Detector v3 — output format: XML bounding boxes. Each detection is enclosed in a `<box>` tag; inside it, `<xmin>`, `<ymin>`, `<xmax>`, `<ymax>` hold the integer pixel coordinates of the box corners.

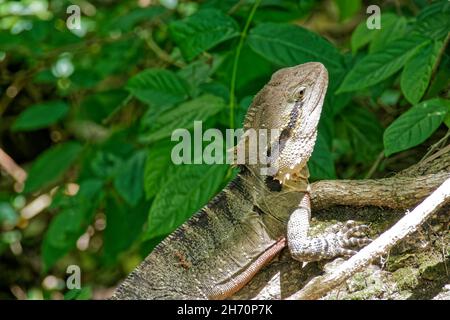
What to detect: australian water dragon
<box><xmin>112</xmin><ymin>62</ymin><xmax>371</xmax><ymax>299</ymax></box>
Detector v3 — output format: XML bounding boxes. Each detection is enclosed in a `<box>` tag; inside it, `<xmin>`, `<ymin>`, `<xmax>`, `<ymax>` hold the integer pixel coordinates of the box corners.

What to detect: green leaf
<box><xmin>24</xmin><ymin>142</ymin><xmax>83</xmax><ymax>193</ymax></box>
<box><xmin>338</xmin><ymin>36</ymin><xmax>429</xmax><ymax>93</ymax></box>
<box><xmin>414</xmin><ymin>3</ymin><xmax>450</xmax><ymax>41</ymax></box>
<box><xmin>145</xmin><ymin>164</ymin><xmax>227</xmax><ymax>239</ymax></box>
<box><xmin>64</xmin><ymin>287</ymin><xmax>92</xmax><ymax>300</ymax></box>
<box><xmin>384</xmin><ymin>99</ymin><xmax>449</xmax><ymax>156</ymax></box>
<box><xmin>144</xmin><ymin>144</ymin><xmax>174</xmax><ymax>199</ymax></box>
<box><xmin>309</xmin><ymin>132</ymin><xmax>336</xmax><ymax>179</ymax></box>
<box><xmin>140</xmin><ymin>94</ymin><xmax>226</xmax><ymax>143</ymax></box>
<box><xmin>369</xmin><ymin>16</ymin><xmax>407</xmax><ymax>53</ymax></box>
<box><xmin>126</xmin><ymin>69</ymin><xmax>190</xmax><ymax>107</ymax></box>
<box><xmin>401</xmin><ymin>40</ymin><xmax>444</xmax><ymax>105</ymax></box>
<box><xmin>42</xmin><ymin>180</ymin><xmax>103</xmax><ymax>270</ymax></box>
<box><xmin>169</xmin><ymin>9</ymin><xmax>239</xmax><ymax>61</ymax></box>
<box><xmin>337</xmin><ymin>106</ymin><xmax>384</xmax><ymax>162</ymax></box>
<box><xmin>417</xmin><ymin>0</ymin><xmax>450</xmax><ymax>20</ymax></box>
<box><xmin>103</xmin><ymin>195</ymin><xmax>148</xmax><ymax>263</ymax></box>
<box><xmin>12</xmin><ymin>101</ymin><xmax>69</xmax><ymax>131</ymax></box>
<box><xmin>350</xmin><ymin>13</ymin><xmax>398</xmax><ymax>53</ymax></box>
<box><xmin>113</xmin><ymin>151</ymin><xmax>147</xmax><ymax>206</ymax></box>
<box><xmin>247</xmin><ymin>23</ymin><xmax>344</xmax><ymax>73</ymax></box>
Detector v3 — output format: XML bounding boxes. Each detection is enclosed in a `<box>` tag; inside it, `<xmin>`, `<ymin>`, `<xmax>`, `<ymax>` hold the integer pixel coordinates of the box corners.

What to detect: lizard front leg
<box><xmin>287</xmin><ymin>193</ymin><xmax>371</xmax><ymax>262</ymax></box>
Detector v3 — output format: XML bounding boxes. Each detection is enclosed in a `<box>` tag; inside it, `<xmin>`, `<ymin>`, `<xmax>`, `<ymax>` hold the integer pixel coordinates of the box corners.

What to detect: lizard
<box><xmin>112</xmin><ymin>62</ymin><xmax>371</xmax><ymax>300</ymax></box>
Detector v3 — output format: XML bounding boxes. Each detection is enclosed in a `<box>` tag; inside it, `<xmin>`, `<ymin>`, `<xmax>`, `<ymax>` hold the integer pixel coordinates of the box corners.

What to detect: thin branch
<box><xmin>364</xmin><ymin>151</ymin><xmax>384</xmax><ymax>179</ymax></box>
<box><xmin>229</xmin><ymin>0</ymin><xmax>261</xmax><ymax>129</ymax></box>
<box><xmin>140</xmin><ymin>30</ymin><xmax>186</xmax><ymax>68</ymax></box>
<box><xmin>0</xmin><ymin>148</ymin><xmax>27</xmax><ymax>184</ymax></box>
<box><xmin>420</xmin><ymin>130</ymin><xmax>450</xmax><ymax>163</ymax></box>
<box><xmin>287</xmin><ymin>177</ymin><xmax>450</xmax><ymax>300</ymax></box>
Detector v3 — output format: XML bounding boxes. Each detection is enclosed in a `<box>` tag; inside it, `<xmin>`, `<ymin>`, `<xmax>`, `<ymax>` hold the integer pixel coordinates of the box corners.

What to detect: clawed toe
<box><xmin>342</xmin><ymin>236</ymin><xmax>372</xmax><ymax>247</ymax></box>
<box><xmin>334</xmin><ymin>221</ymin><xmax>372</xmax><ymax>252</ymax></box>
<box><xmin>336</xmin><ymin>247</ymin><xmax>357</xmax><ymax>257</ymax></box>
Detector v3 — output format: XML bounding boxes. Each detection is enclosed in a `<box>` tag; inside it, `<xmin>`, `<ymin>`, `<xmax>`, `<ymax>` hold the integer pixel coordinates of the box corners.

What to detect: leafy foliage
<box><xmin>0</xmin><ymin>0</ymin><xmax>448</xmax><ymax>299</ymax></box>
<box><xmin>383</xmin><ymin>99</ymin><xmax>449</xmax><ymax>156</ymax></box>
<box><xmin>12</xmin><ymin>101</ymin><xmax>69</xmax><ymax>132</ymax></box>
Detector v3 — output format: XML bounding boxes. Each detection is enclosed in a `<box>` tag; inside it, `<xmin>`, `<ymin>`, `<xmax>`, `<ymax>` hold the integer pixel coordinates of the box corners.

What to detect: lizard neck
<box><xmin>236</xmin><ymin>165</ymin><xmax>309</xmax><ymax>236</ymax></box>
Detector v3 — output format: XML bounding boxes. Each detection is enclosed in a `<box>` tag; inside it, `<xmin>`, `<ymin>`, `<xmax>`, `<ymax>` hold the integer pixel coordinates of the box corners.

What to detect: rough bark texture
<box><xmin>230</xmin><ymin>151</ymin><xmax>450</xmax><ymax>300</ymax></box>
<box><xmin>288</xmin><ymin>177</ymin><xmax>450</xmax><ymax>299</ymax></box>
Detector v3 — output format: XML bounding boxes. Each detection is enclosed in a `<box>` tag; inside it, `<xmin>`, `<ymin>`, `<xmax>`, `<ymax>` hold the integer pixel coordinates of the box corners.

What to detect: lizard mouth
<box><xmin>274</xmin><ymin>162</ymin><xmax>307</xmax><ymax>184</ymax></box>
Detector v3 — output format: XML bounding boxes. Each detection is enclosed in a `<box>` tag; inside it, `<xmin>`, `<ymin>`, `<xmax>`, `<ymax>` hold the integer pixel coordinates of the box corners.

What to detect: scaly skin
<box><xmin>112</xmin><ymin>62</ymin><xmax>370</xmax><ymax>300</ymax></box>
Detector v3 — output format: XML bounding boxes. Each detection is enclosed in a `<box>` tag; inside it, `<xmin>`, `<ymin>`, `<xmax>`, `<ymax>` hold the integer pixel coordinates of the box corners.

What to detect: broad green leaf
<box><xmin>247</xmin><ymin>23</ymin><xmax>344</xmax><ymax>73</ymax></box>
<box><xmin>169</xmin><ymin>9</ymin><xmax>239</xmax><ymax>61</ymax></box>
<box><xmin>140</xmin><ymin>94</ymin><xmax>226</xmax><ymax>143</ymax></box>
<box><xmin>309</xmin><ymin>132</ymin><xmax>336</xmax><ymax>180</ymax></box>
<box><xmin>384</xmin><ymin>99</ymin><xmax>449</xmax><ymax>156</ymax></box>
<box><xmin>417</xmin><ymin>0</ymin><xmax>450</xmax><ymax>20</ymax></box>
<box><xmin>103</xmin><ymin>195</ymin><xmax>148</xmax><ymax>263</ymax></box>
<box><xmin>336</xmin><ymin>106</ymin><xmax>384</xmax><ymax>162</ymax></box>
<box><xmin>127</xmin><ymin>69</ymin><xmax>190</xmax><ymax>107</ymax></box>
<box><xmin>144</xmin><ymin>144</ymin><xmax>174</xmax><ymax>199</ymax></box>
<box><xmin>350</xmin><ymin>22</ymin><xmax>376</xmax><ymax>54</ymax></box>
<box><xmin>145</xmin><ymin>164</ymin><xmax>227</xmax><ymax>238</ymax></box>
<box><xmin>113</xmin><ymin>151</ymin><xmax>147</xmax><ymax>206</ymax></box>
<box><xmin>415</xmin><ymin>2</ymin><xmax>450</xmax><ymax>41</ymax></box>
<box><xmin>42</xmin><ymin>179</ymin><xmax>103</xmax><ymax>270</ymax></box>
<box><xmin>12</xmin><ymin>101</ymin><xmax>69</xmax><ymax>131</ymax></box>
<box><xmin>401</xmin><ymin>40</ymin><xmax>444</xmax><ymax>105</ymax></box>
<box><xmin>338</xmin><ymin>36</ymin><xmax>429</xmax><ymax>93</ymax></box>
<box><xmin>369</xmin><ymin>16</ymin><xmax>407</xmax><ymax>53</ymax></box>
<box><xmin>24</xmin><ymin>142</ymin><xmax>83</xmax><ymax>193</ymax></box>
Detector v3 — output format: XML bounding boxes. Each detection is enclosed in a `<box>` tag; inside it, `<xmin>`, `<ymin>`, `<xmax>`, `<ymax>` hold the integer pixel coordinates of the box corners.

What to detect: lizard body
<box><xmin>112</xmin><ymin>62</ymin><xmax>370</xmax><ymax>300</ymax></box>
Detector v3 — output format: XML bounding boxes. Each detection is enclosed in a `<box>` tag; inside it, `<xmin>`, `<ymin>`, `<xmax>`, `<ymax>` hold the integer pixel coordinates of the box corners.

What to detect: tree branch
<box><xmin>287</xmin><ymin>177</ymin><xmax>450</xmax><ymax>300</ymax></box>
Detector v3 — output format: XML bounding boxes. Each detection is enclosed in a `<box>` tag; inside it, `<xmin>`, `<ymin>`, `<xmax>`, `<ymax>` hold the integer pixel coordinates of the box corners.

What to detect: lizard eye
<box><xmin>295</xmin><ymin>87</ymin><xmax>306</xmax><ymax>102</ymax></box>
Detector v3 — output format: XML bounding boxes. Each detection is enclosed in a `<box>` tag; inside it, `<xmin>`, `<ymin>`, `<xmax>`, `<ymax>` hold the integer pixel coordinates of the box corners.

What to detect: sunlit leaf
<box><xmin>401</xmin><ymin>40</ymin><xmax>444</xmax><ymax>104</ymax></box>
<box><xmin>140</xmin><ymin>94</ymin><xmax>226</xmax><ymax>143</ymax></box>
<box><xmin>169</xmin><ymin>9</ymin><xmax>239</xmax><ymax>61</ymax></box>
<box><xmin>384</xmin><ymin>99</ymin><xmax>449</xmax><ymax>156</ymax></box>
<box><xmin>338</xmin><ymin>36</ymin><xmax>429</xmax><ymax>93</ymax></box>
<box><xmin>247</xmin><ymin>23</ymin><xmax>344</xmax><ymax>73</ymax></box>
<box><xmin>127</xmin><ymin>69</ymin><xmax>191</xmax><ymax>107</ymax></box>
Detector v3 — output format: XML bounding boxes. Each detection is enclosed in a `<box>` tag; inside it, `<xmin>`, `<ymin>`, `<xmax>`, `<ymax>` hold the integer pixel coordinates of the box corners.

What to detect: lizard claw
<box><xmin>333</xmin><ymin>220</ymin><xmax>372</xmax><ymax>252</ymax></box>
<box><xmin>289</xmin><ymin>220</ymin><xmax>372</xmax><ymax>262</ymax></box>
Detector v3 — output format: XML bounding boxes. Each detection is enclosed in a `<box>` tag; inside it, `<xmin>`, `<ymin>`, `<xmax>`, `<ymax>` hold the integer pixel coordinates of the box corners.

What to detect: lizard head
<box><xmin>243</xmin><ymin>62</ymin><xmax>328</xmax><ymax>184</ymax></box>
